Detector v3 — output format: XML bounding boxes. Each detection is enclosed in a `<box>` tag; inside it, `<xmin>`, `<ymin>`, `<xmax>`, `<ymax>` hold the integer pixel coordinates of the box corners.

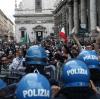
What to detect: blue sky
<box><xmin>0</xmin><ymin>0</ymin><xmax>22</xmax><ymax>22</ymax></box>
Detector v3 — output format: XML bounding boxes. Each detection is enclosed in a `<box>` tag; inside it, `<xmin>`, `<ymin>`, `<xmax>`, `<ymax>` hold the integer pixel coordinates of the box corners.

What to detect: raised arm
<box><xmin>71</xmin><ymin>28</ymin><xmax>82</xmax><ymax>51</ymax></box>
<box><xmin>94</xmin><ymin>26</ymin><xmax>100</xmax><ymax>53</ymax></box>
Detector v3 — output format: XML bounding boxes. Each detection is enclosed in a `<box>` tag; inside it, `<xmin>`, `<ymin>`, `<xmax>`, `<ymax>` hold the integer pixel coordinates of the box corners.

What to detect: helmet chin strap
<box><xmin>33</xmin><ymin>68</ymin><xmax>40</xmax><ymax>74</ymax></box>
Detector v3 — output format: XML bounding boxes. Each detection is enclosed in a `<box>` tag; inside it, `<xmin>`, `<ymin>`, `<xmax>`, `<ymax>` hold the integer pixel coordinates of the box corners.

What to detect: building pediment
<box><xmin>33</xmin><ymin>25</ymin><xmax>46</xmax><ymax>31</ymax></box>
<box><xmin>19</xmin><ymin>27</ymin><xmax>26</xmax><ymax>30</ymax></box>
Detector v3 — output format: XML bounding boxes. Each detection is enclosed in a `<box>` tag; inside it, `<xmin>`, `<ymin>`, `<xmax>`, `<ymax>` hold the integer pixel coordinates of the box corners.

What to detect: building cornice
<box><xmin>15</xmin><ymin>9</ymin><xmax>54</xmax><ymax>11</ymax></box>
<box><xmin>14</xmin><ymin>14</ymin><xmax>53</xmax><ymax>17</ymax></box>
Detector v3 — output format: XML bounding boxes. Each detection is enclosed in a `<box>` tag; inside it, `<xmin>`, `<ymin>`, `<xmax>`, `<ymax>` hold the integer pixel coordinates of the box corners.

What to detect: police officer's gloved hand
<box><xmin>51</xmin><ymin>85</ymin><xmax>61</xmax><ymax>98</ymax></box>
<box><xmin>50</xmin><ymin>79</ymin><xmax>60</xmax><ymax>98</ymax></box>
<box><xmin>90</xmin><ymin>80</ymin><xmax>100</xmax><ymax>95</ymax></box>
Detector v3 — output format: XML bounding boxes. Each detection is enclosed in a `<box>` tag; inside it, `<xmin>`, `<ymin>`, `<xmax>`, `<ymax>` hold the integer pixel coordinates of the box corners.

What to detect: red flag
<box><xmin>59</xmin><ymin>27</ymin><xmax>67</xmax><ymax>43</ymax></box>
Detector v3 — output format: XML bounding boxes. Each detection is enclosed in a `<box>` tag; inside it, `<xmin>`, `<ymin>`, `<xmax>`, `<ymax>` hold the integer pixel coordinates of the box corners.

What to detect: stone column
<box><xmin>62</xmin><ymin>6</ymin><xmax>66</xmax><ymax>27</ymax></box>
<box><xmin>81</xmin><ymin>0</ymin><xmax>87</xmax><ymax>26</ymax></box>
<box><xmin>66</xmin><ymin>8</ymin><xmax>69</xmax><ymax>34</ymax></box>
<box><xmin>63</xmin><ymin>6</ymin><xmax>68</xmax><ymax>34</ymax></box>
<box><xmin>54</xmin><ymin>15</ymin><xmax>58</xmax><ymax>35</ymax></box>
<box><xmin>68</xmin><ymin>4</ymin><xmax>73</xmax><ymax>32</ymax></box>
<box><xmin>96</xmin><ymin>0</ymin><xmax>100</xmax><ymax>26</ymax></box>
<box><xmin>74</xmin><ymin>0</ymin><xmax>79</xmax><ymax>33</ymax></box>
<box><xmin>90</xmin><ymin>0</ymin><xmax>97</xmax><ymax>31</ymax></box>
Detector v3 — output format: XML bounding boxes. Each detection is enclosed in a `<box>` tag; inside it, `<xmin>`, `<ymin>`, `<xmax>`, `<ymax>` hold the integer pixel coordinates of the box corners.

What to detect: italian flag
<box><xmin>59</xmin><ymin>27</ymin><xmax>67</xmax><ymax>43</ymax></box>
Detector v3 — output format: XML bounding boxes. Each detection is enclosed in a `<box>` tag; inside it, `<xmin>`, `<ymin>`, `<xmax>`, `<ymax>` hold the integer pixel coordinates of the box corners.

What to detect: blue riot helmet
<box><xmin>77</xmin><ymin>50</ymin><xmax>100</xmax><ymax>84</ymax></box>
<box><xmin>16</xmin><ymin>73</ymin><xmax>51</xmax><ymax>99</ymax></box>
<box><xmin>0</xmin><ymin>79</ymin><xmax>7</xmax><ymax>90</ymax></box>
<box><xmin>61</xmin><ymin>59</ymin><xmax>90</xmax><ymax>87</ymax></box>
<box><xmin>25</xmin><ymin>45</ymin><xmax>48</xmax><ymax>66</ymax></box>
<box><xmin>77</xmin><ymin>50</ymin><xmax>100</xmax><ymax>70</ymax></box>
<box><xmin>25</xmin><ymin>45</ymin><xmax>48</xmax><ymax>74</ymax></box>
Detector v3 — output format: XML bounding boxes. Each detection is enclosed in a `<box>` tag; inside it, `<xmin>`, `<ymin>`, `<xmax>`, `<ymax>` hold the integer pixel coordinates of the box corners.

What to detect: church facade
<box><xmin>14</xmin><ymin>0</ymin><xmax>56</xmax><ymax>43</ymax></box>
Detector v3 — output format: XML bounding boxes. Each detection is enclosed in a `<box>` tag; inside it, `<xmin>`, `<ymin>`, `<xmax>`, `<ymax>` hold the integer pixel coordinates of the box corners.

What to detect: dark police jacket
<box><xmin>53</xmin><ymin>87</ymin><xmax>100</xmax><ymax>99</ymax></box>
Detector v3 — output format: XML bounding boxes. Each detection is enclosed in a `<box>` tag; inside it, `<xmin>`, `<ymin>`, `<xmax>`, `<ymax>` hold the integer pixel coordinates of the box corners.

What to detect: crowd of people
<box><xmin>0</xmin><ymin>27</ymin><xmax>100</xmax><ymax>99</ymax></box>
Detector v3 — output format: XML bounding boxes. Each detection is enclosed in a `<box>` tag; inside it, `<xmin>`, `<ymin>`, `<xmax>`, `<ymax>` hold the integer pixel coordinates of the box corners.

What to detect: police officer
<box><xmin>77</xmin><ymin>50</ymin><xmax>100</xmax><ymax>95</ymax></box>
<box><xmin>52</xmin><ymin>59</ymin><xmax>100</xmax><ymax>99</ymax></box>
<box><xmin>25</xmin><ymin>45</ymin><xmax>48</xmax><ymax>76</ymax></box>
<box><xmin>0</xmin><ymin>79</ymin><xmax>7</xmax><ymax>98</ymax></box>
<box><xmin>16</xmin><ymin>73</ymin><xmax>51</xmax><ymax>99</ymax></box>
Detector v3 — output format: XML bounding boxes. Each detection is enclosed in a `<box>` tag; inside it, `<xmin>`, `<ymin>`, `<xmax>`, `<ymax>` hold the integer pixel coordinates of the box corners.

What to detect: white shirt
<box><xmin>9</xmin><ymin>56</ymin><xmax>25</xmax><ymax>70</ymax></box>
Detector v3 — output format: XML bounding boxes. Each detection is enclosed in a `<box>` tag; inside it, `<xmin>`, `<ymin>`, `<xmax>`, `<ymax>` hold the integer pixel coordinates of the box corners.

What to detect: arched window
<box><xmin>35</xmin><ymin>0</ymin><xmax>42</xmax><ymax>12</ymax></box>
<box><xmin>19</xmin><ymin>27</ymin><xmax>26</xmax><ymax>38</ymax></box>
<box><xmin>21</xmin><ymin>31</ymin><xmax>25</xmax><ymax>38</ymax></box>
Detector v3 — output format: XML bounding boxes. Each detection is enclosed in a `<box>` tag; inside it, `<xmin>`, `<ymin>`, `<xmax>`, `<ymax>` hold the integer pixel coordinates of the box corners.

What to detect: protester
<box><xmin>0</xmin><ymin>26</ymin><xmax>100</xmax><ymax>99</ymax></box>
<box><xmin>9</xmin><ymin>49</ymin><xmax>25</xmax><ymax>72</ymax></box>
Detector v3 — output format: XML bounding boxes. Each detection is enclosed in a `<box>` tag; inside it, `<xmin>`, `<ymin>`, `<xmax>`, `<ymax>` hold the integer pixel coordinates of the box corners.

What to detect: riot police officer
<box><xmin>16</xmin><ymin>73</ymin><xmax>51</xmax><ymax>99</ymax></box>
<box><xmin>0</xmin><ymin>79</ymin><xmax>7</xmax><ymax>98</ymax></box>
<box><xmin>52</xmin><ymin>59</ymin><xmax>100</xmax><ymax>99</ymax></box>
<box><xmin>77</xmin><ymin>50</ymin><xmax>100</xmax><ymax>95</ymax></box>
<box><xmin>25</xmin><ymin>45</ymin><xmax>48</xmax><ymax>75</ymax></box>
